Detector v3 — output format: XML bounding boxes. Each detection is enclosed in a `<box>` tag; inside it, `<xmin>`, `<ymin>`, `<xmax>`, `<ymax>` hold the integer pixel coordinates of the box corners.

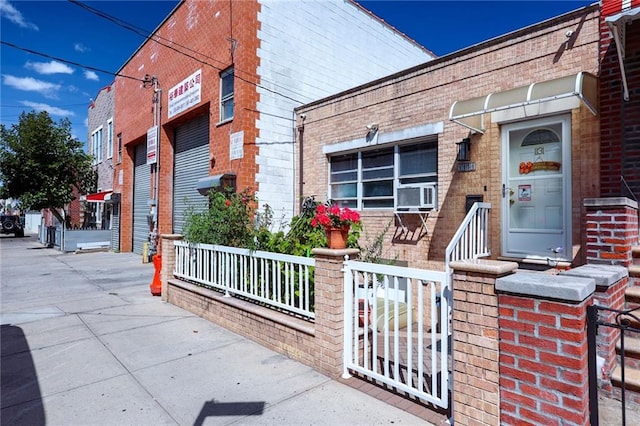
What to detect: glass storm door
<box><xmin>502</xmin><ymin>115</ymin><xmax>571</xmax><ymax>260</ymax></box>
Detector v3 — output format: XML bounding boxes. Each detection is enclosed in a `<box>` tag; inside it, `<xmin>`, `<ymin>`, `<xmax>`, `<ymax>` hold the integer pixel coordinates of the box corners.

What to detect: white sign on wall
<box><xmin>230</xmin><ymin>131</ymin><xmax>244</xmax><ymax>160</ymax></box>
<box><xmin>146</xmin><ymin>126</ymin><xmax>158</xmax><ymax>165</ymax></box>
<box><xmin>168</xmin><ymin>69</ymin><xmax>202</xmax><ymax>119</ymax></box>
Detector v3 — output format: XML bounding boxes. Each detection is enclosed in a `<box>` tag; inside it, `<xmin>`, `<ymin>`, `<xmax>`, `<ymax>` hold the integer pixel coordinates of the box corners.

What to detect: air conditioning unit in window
<box><xmin>396</xmin><ymin>183</ymin><xmax>437</xmax><ymax>210</ymax></box>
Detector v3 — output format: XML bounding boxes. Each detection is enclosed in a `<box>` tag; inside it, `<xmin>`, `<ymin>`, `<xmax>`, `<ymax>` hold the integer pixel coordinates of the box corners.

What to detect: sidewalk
<box><xmin>1</xmin><ymin>235</ymin><xmax>432</xmax><ymax>425</ymax></box>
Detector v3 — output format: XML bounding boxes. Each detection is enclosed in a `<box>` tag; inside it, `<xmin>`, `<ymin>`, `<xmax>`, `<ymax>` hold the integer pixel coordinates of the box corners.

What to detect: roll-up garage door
<box><xmin>173</xmin><ymin>114</ymin><xmax>210</xmax><ymax>234</ymax></box>
<box><xmin>133</xmin><ymin>143</ymin><xmax>150</xmax><ymax>255</ymax></box>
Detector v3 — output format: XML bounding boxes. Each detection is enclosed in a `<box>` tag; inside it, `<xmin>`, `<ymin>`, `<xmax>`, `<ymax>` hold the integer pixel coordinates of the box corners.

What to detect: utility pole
<box><xmin>142</xmin><ymin>74</ymin><xmax>162</xmax><ymax>260</ymax></box>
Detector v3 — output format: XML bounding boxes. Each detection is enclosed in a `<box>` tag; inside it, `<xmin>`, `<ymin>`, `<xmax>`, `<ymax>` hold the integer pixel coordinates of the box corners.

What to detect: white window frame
<box><xmin>91</xmin><ymin>126</ymin><xmax>103</xmax><ymax>164</ymax></box>
<box><xmin>220</xmin><ymin>67</ymin><xmax>234</xmax><ymax>123</ymax></box>
<box><xmin>329</xmin><ymin>139</ymin><xmax>437</xmax><ymax>210</ymax></box>
<box><xmin>106</xmin><ymin>119</ymin><xmax>113</xmax><ymax>159</ymax></box>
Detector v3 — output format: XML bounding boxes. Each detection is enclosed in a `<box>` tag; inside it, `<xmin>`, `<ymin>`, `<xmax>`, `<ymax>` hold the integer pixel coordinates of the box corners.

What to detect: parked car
<box><xmin>1</xmin><ymin>215</ymin><xmax>24</xmax><ymax>237</ymax></box>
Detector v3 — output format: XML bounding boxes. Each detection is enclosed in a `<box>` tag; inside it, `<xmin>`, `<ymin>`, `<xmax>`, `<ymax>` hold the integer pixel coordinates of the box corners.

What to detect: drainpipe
<box><xmin>297</xmin><ymin>114</ymin><xmax>306</xmax><ymax>213</ymax></box>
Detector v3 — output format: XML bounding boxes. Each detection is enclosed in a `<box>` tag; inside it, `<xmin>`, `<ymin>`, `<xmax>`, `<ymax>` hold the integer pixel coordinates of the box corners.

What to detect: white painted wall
<box><xmin>256</xmin><ymin>0</ymin><xmax>434</xmax><ymax>227</ymax></box>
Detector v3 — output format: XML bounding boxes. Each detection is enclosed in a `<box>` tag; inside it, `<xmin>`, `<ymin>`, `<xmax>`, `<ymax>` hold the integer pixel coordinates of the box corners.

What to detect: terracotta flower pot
<box><xmin>326</xmin><ymin>225</ymin><xmax>349</xmax><ymax>249</ymax></box>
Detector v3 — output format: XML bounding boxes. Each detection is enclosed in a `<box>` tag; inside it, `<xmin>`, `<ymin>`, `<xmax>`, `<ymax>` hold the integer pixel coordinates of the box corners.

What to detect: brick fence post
<box><xmin>450</xmin><ymin>259</ymin><xmax>518</xmax><ymax>426</ymax></box>
<box><xmin>562</xmin><ymin>265</ymin><xmax>628</xmax><ymax>391</ymax></box>
<box><xmin>584</xmin><ymin>197</ymin><xmax>639</xmax><ymax>266</ymax></box>
<box><xmin>311</xmin><ymin>247</ymin><xmax>359</xmax><ymax>378</ymax></box>
<box><xmin>496</xmin><ymin>272</ymin><xmax>595</xmax><ymax>425</ymax></box>
<box><xmin>160</xmin><ymin>234</ymin><xmax>183</xmax><ymax>302</ymax></box>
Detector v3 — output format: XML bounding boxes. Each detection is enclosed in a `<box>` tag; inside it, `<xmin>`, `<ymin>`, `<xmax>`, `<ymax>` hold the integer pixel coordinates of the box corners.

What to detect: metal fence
<box><xmin>174</xmin><ymin>241</ymin><xmax>316</xmax><ymax>319</ymax></box>
<box><xmin>342</xmin><ymin>259</ymin><xmax>450</xmax><ymax>409</ymax></box>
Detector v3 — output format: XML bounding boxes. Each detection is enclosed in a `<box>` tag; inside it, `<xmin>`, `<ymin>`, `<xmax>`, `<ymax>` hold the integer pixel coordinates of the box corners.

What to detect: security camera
<box><xmin>300</xmin><ymin>114</ymin><xmax>307</xmax><ymax>120</ymax></box>
<box><xmin>366</xmin><ymin>123</ymin><xmax>378</xmax><ymax>131</ymax></box>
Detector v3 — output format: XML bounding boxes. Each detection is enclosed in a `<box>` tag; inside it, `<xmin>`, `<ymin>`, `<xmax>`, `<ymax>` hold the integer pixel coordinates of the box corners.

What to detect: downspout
<box><xmin>297</xmin><ymin>114</ymin><xmax>306</xmax><ymax>213</ymax></box>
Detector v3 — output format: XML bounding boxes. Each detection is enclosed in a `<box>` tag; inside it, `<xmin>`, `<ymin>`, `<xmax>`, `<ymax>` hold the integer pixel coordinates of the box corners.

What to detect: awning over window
<box><xmin>449</xmin><ymin>72</ymin><xmax>598</xmax><ymax>133</ymax></box>
<box><xmin>86</xmin><ymin>191</ymin><xmax>112</xmax><ymax>203</ymax></box>
<box><xmin>606</xmin><ymin>6</ymin><xmax>640</xmax><ymax>101</ymax></box>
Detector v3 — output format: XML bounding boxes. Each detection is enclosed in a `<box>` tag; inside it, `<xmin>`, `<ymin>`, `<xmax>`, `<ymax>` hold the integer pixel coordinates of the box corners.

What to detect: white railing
<box><xmin>445</xmin><ymin>202</ymin><xmax>491</xmax><ymax>274</ymax></box>
<box><xmin>174</xmin><ymin>241</ymin><xmax>316</xmax><ymax>319</ymax></box>
<box><xmin>343</xmin><ymin>259</ymin><xmax>449</xmax><ymax>409</ymax></box>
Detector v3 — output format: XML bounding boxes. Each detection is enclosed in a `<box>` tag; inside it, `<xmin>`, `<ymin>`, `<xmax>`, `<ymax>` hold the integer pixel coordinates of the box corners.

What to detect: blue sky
<box><xmin>1</xmin><ymin>0</ymin><xmax>594</xmax><ymax>145</ymax></box>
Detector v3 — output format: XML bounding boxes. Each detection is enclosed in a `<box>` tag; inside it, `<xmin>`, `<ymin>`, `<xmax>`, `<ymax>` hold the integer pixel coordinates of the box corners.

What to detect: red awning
<box><xmin>86</xmin><ymin>191</ymin><xmax>112</xmax><ymax>202</ymax></box>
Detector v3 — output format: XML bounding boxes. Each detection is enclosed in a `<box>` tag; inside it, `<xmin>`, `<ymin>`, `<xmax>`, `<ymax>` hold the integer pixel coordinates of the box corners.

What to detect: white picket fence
<box><xmin>173</xmin><ymin>241</ymin><xmax>316</xmax><ymax>319</ymax></box>
<box><xmin>342</xmin><ymin>259</ymin><xmax>449</xmax><ymax>409</ymax></box>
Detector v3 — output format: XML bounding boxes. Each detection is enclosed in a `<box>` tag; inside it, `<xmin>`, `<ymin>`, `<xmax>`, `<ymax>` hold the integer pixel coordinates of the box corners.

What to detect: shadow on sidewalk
<box><xmin>1</xmin><ymin>324</ymin><xmax>45</xmax><ymax>425</ymax></box>
<box><xmin>193</xmin><ymin>400</ymin><xmax>265</xmax><ymax>425</ymax></box>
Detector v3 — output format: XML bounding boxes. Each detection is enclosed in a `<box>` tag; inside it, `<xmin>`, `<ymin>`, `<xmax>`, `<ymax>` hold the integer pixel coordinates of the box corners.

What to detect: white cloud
<box><xmin>25</xmin><ymin>60</ymin><xmax>74</xmax><ymax>75</ymax></box>
<box><xmin>20</xmin><ymin>101</ymin><xmax>74</xmax><ymax>117</ymax></box>
<box><xmin>84</xmin><ymin>70</ymin><xmax>99</xmax><ymax>81</ymax></box>
<box><xmin>74</xmin><ymin>43</ymin><xmax>90</xmax><ymax>53</ymax></box>
<box><xmin>0</xmin><ymin>0</ymin><xmax>38</xmax><ymax>30</ymax></box>
<box><xmin>2</xmin><ymin>74</ymin><xmax>60</xmax><ymax>98</ymax></box>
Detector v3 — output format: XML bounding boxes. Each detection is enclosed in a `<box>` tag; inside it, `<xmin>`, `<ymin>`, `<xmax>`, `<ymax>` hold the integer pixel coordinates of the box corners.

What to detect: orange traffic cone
<box><xmin>150</xmin><ymin>254</ymin><xmax>162</xmax><ymax>296</ymax></box>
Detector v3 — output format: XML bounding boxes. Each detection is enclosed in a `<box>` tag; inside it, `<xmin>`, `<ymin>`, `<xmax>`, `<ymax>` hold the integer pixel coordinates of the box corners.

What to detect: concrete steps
<box><xmin>611</xmin><ymin>365</ymin><xmax>640</xmax><ymax>393</ymax></box>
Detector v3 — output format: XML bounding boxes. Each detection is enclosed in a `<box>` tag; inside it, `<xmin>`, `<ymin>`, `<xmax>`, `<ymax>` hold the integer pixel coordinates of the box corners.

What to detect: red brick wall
<box><xmin>585</xmin><ymin>200</ymin><xmax>639</xmax><ymax>266</ymax></box>
<box><xmin>499</xmin><ymin>295</ymin><xmax>590</xmax><ymax>425</ymax></box>
<box><xmin>114</xmin><ymin>0</ymin><xmax>260</xmax><ymax>252</ymax></box>
<box><xmin>599</xmin><ymin>8</ymin><xmax>640</xmax><ymax>197</ymax></box>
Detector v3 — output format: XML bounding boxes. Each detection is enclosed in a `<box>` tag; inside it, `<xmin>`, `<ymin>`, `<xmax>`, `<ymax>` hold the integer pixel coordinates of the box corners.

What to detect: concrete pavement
<box><xmin>1</xmin><ymin>234</ymin><xmax>431</xmax><ymax>425</ymax></box>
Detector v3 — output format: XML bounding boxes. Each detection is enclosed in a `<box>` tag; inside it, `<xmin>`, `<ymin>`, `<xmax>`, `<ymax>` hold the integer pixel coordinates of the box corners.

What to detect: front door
<box><xmin>502</xmin><ymin>115</ymin><xmax>571</xmax><ymax>261</ymax></box>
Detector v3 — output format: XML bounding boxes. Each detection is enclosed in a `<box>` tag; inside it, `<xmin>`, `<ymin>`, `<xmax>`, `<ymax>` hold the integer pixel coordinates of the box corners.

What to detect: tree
<box><xmin>0</xmin><ymin>111</ymin><xmax>96</xmax><ymax>223</ymax></box>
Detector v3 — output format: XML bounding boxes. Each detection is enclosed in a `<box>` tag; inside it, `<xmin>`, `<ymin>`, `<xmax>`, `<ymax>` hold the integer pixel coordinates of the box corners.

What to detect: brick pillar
<box><xmin>160</xmin><ymin>234</ymin><xmax>183</xmax><ymax>302</ymax></box>
<box><xmin>450</xmin><ymin>259</ymin><xmax>518</xmax><ymax>426</ymax></box>
<box><xmin>311</xmin><ymin>247</ymin><xmax>359</xmax><ymax>378</ymax></box>
<box><xmin>496</xmin><ymin>272</ymin><xmax>596</xmax><ymax>425</ymax></box>
<box><xmin>584</xmin><ymin>197</ymin><xmax>639</xmax><ymax>266</ymax></box>
<box><xmin>562</xmin><ymin>265</ymin><xmax>629</xmax><ymax>390</ymax></box>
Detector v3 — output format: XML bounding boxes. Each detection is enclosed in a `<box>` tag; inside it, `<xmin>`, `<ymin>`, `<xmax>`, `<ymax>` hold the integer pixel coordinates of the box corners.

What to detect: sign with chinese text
<box><xmin>168</xmin><ymin>69</ymin><xmax>202</xmax><ymax>119</ymax></box>
<box><xmin>147</xmin><ymin>126</ymin><xmax>158</xmax><ymax>165</ymax></box>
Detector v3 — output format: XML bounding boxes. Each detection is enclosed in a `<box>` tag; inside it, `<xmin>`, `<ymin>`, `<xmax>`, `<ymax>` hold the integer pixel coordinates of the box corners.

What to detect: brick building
<box><xmin>86</xmin><ymin>83</ymin><xmax>118</xmax><ymax>245</ymax></box>
<box><xmin>112</xmin><ymin>0</ymin><xmax>434</xmax><ymax>255</ymax></box>
<box><xmin>600</xmin><ymin>0</ymin><xmax>640</xmax><ymax>198</ymax></box>
<box><xmin>296</xmin><ymin>4</ymin><xmax>601</xmax><ymax>269</ymax></box>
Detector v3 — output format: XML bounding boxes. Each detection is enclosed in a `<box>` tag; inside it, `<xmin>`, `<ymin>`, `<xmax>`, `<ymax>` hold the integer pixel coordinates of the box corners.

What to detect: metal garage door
<box><xmin>133</xmin><ymin>143</ymin><xmax>150</xmax><ymax>255</ymax></box>
<box><xmin>173</xmin><ymin>114</ymin><xmax>210</xmax><ymax>234</ymax></box>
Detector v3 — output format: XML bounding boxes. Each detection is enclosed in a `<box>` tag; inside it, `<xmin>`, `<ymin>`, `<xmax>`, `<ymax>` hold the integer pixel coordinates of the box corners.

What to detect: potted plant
<box><xmin>310</xmin><ymin>203</ymin><xmax>360</xmax><ymax>249</ymax></box>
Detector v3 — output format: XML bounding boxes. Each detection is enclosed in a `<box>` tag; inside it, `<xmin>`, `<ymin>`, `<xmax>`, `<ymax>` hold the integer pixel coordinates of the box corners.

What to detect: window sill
<box><xmin>216</xmin><ymin>117</ymin><xmax>233</xmax><ymax>127</ymax></box>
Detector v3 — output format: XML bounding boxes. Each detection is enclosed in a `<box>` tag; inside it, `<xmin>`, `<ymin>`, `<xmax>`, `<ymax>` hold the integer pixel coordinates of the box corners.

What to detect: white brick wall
<box><xmin>256</xmin><ymin>0</ymin><xmax>434</xmax><ymax>227</ymax></box>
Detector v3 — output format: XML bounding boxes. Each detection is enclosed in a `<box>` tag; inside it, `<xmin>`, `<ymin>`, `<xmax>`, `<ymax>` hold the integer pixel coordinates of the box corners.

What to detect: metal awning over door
<box><xmin>449</xmin><ymin>72</ymin><xmax>598</xmax><ymax>133</ymax></box>
<box><xmin>606</xmin><ymin>6</ymin><xmax>640</xmax><ymax>101</ymax></box>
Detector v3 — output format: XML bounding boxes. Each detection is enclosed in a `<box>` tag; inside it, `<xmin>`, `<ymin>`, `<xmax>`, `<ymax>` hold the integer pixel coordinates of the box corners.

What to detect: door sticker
<box><xmin>518</xmin><ymin>185</ymin><xmax>532</xmax><ymax>201</ymax></box>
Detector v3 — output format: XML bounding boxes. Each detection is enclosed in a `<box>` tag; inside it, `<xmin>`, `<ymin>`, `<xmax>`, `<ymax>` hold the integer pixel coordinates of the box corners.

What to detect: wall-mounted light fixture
<box><xmin>456</xmin><ymin>137</ymin><xmax>471</xmax><ymax>162</ymax></box>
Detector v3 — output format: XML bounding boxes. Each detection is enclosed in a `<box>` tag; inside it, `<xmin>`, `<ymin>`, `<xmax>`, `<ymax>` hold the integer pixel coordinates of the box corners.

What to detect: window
<box><xmin>329</xmin><ymin>140</ymin><xmax>437</xmax><ymax>209</ymax></box>
<box><xmin>117</xmin><ymin>133</ymin><xmax>122</xmax><ymax>164</ymax></box>
<box><xmin>91</xmin><ymin>127</ymin><xmax>103</xmax><ymax>163</ymax></box>
<box><xmin>220</xmin><ymin>67</ymin><xmax>234</xmax><ymax>122</ymax></box>
<box><xmin>106</xmin><ymin>119</ymin><xmax>113</xmax><ymax>159</ymax></box>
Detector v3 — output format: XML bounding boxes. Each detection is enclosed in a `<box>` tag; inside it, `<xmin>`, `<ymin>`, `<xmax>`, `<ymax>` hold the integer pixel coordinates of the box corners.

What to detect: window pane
<box><xmin>221</xmin><ymin>70</ymin><xmax>234</xmax><ymax>97</ymax></box>
<box><xmin>362</xmin><ymin>148</ymin><xmax>393</xmax><ymax>169</ymax></box>
<box><xmin>331</xmin><ymin>183</ymin><xmax>357</xmax><ymax>199</ymax></box>
<box><xmin>399</xmin><ymin>142</ymin><xmax>436</xmax><ymax>176</ymax></box>
<box><xmin>221</xmin><ymin>99</ymin><xmax>234</xmax><ymax>120</ymax></box>
<box><xmin>363</xmin><ymin>180</ymin><xmax>393</xmax><ymax>197</ymax></box>
<box><xmin>331</xmin><ymin>154</ymin><xmax>357</xmax><ymax>172</ymax></box>
<box><xmin>334</xmin><ymin>199</ymin><xmax>357</xmax><ymax>208</ymax></box>
<box><xmin>362</xmin><ymin>167</ymin><xmax>393</xmax><ymax>180</ymax></box>
<box><xmin>331</xmin><ymin>171</ymin><xmax>357</xmax><ymax>183</ymax></box>
<box><xmin>363</xmin><ymin>199</ymin><xmax>393</xmax><ymax>208</ymax></box>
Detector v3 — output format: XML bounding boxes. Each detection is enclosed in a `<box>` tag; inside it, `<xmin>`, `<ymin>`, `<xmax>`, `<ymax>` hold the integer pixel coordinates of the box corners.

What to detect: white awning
<box><xmin>449</xmin><ymin>72</ymin><xmax>598</xmax><ymax>134</ymax></box>
<box><xmin>606</xmin><ymin>6</ymin><xmax>640</xmax><ymax>101</ymax></box>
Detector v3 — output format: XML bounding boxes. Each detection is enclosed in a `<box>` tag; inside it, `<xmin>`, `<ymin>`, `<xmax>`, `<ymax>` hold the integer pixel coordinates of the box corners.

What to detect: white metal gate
<box><xmin>342</xmin><ymin>259</ymin><xmax>450</xmax><ymax>409</ymax></box>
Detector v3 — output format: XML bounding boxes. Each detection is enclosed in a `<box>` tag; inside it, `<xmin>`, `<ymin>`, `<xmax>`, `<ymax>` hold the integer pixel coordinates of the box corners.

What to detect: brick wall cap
<box><xmin>584</xmin><ymin>197</ymin><xmax>638</xmax><ymax>209</ymax></box>
<box><xmin>496</xmin><ymin>271</ymin><xmax>595</xmax><ymax>302</ymax></box>
<box><xmin>161</xmin><ymin>234</ymin><xmax>184</xmax><ymax>240</ymax></box>
<box><xmin>450</xmin><ymin>258</ymin><xmax>518</xmax><ymax>276</ymax></box>
<box><xmin>312</xmin><ymin>248</ymin><xmax>360</xmax><ymax>258</ymax></box>
<box><xmin>560</xmin><ymin>264</ymin><xmax>628</xmax><ymax>287</ymax></box>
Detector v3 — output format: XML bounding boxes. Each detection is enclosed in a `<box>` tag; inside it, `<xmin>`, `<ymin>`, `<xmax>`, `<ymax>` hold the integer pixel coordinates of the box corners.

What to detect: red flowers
<box><xmin>311</xmin><ymin>204</ymin><xmax>360</xmax><ymax>229</ymax></box>
<box><xmin>225</xmin><ymin>199</ymin><xmax>231</xmax><ymax>207</ymax></box>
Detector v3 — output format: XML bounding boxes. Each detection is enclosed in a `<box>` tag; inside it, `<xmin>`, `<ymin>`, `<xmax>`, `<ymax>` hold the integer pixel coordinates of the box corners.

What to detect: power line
<box><xmin>67</xmin><ymin>0</ymin><xmax>311</xmax><ymax>105</ymax></box>
<box><xmin>0</xmin><ymin>40</ymin><xmax>144</xmax><ymax>83</ymax></box>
